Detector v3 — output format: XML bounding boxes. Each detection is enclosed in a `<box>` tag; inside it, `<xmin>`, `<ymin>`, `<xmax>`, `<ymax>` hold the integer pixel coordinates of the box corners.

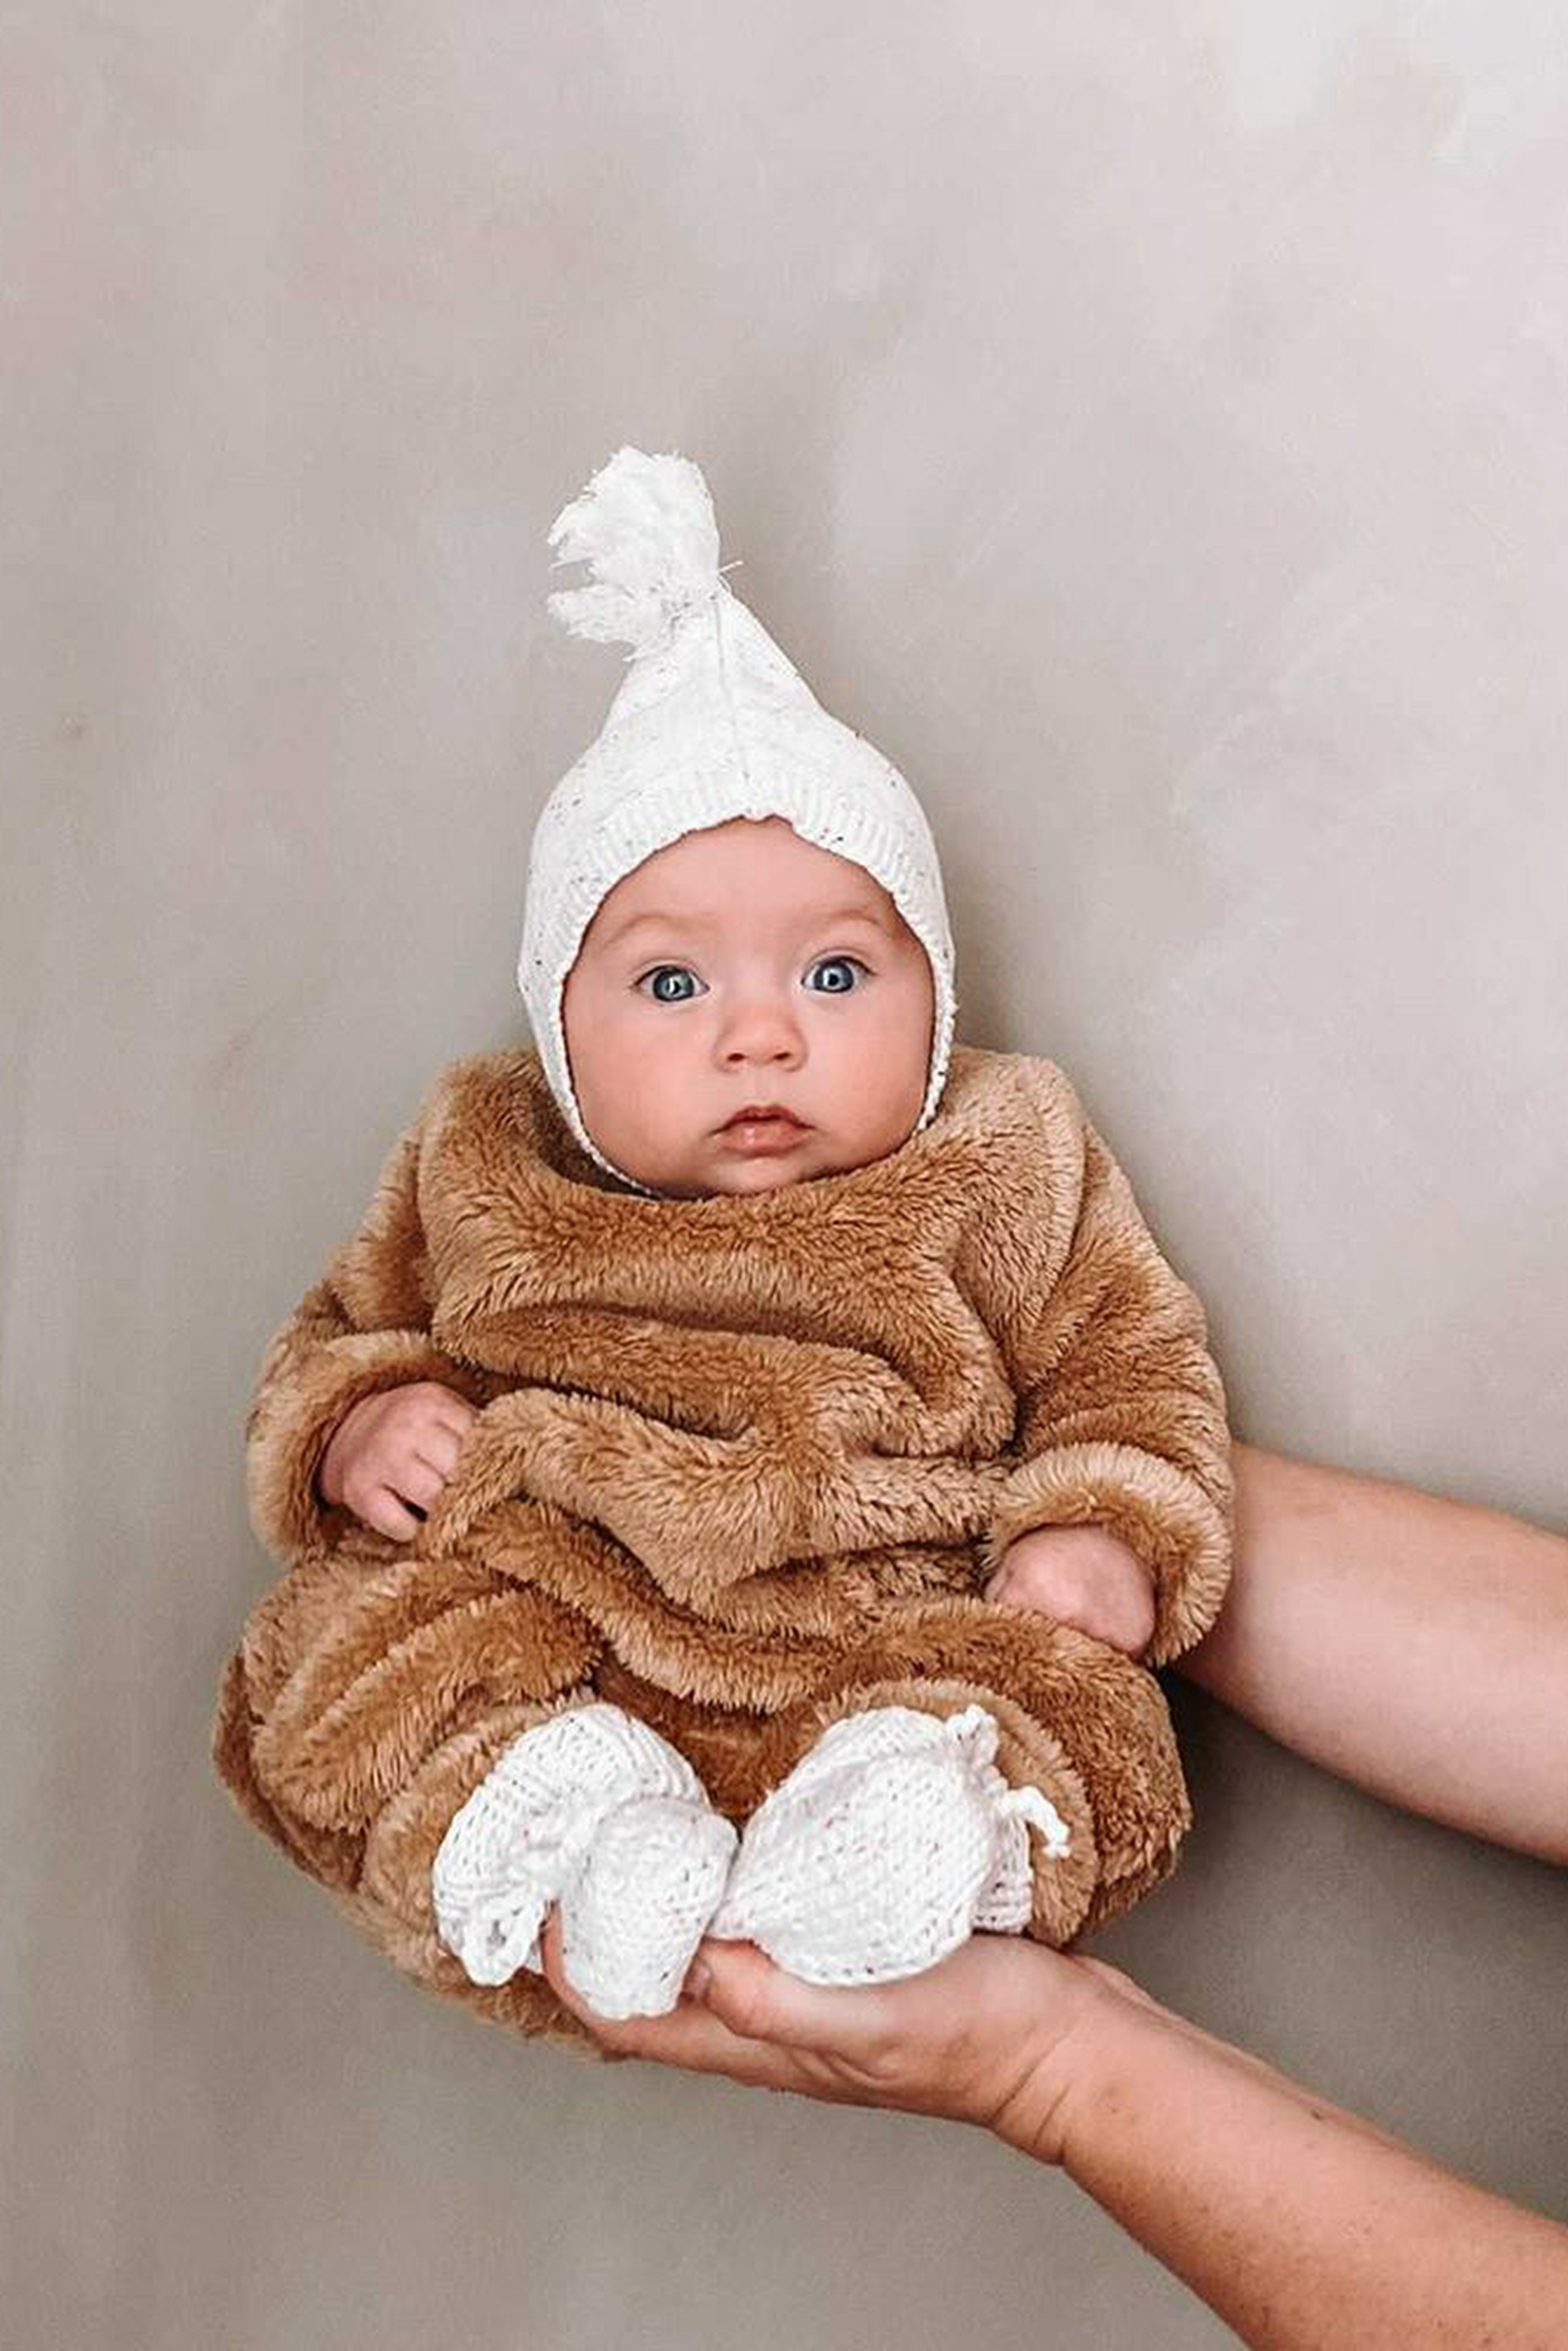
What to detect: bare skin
<box><xmin>317</xmin><ymin>1380</ymin><xmax>478</xmax><ymax>1542</ymax></box>
<box><xmin>559</xmin><ymin>813</ymin><xmax>937</xmax><ymax>1199</ymax></box>
<box><xmin>536</xmin><ymin>1911</ymin><xmax>1568</xmax><ymax>2351</ymax></box>
<box><xmin>984</xmin><ymin>1521</ymin><xmax>1157</xmax><ymax>1656</ymax></box>
<box><xmin>1187</xmin><ymin>1439</ymin><xmax>1568</xmax><ymax>1866</ymax></box>
<box><xmin>318</xmin><ymin>813</ymin><xmax>1154</xmax><ymax>1639</ymax></box>
<box><xmin>535</xmin><ymin>1443</ymin><xmax>1568</xmax><ymax>2349</ymax></box>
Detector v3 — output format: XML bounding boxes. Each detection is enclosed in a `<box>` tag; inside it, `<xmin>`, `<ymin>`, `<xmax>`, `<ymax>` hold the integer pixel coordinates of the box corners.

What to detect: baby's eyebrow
<box><xmin>597</xmin><ymin>904</ymin><xmax>891</xmax><ymax>950</ymax></box>
<box><xmin>813</xmin><ymin>906</ymin><xmax>893</xmax><ymax>932</ymax></box>
<box><xmin>591</xmin><ymin>909</ymin><xmax>704</xmax><ymax>953</ymax></box>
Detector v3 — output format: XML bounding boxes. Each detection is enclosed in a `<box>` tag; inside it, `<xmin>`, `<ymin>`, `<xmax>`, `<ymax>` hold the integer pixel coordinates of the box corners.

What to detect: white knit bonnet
<box><xmin>518</xmin><ymin>446</ymin><xmax>957</xmax><ymax>1193</ymax></box>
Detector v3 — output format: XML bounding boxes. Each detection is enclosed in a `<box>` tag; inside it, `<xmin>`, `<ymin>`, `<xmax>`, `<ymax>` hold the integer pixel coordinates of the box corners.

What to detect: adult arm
<box><xmin>1178</xmin><ymin>1441</ymin><xmax>1568</xmax><ymax>1865</ymax></box>
<box><xmin>538</xmin><ymin>1920</ymin><xmax>1568</xmax><ymax>2351</ymax></box>
<box><xmin>1057</xmin><ymin>1951</ymin><xmax>1568</xmax><ymax>2349</ymax></box>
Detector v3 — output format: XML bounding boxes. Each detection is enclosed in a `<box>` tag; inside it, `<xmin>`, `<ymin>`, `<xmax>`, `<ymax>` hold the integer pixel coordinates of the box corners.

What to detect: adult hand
<box><xmin>540</xmin><ymin>1905</ymin><xmax>1568</xmax><ymax>2351</ymax></box>
<box><xmin>536</xmin><ymin>1909</ymin><xmax>1127</xmax><ymax>2157</ymax></box>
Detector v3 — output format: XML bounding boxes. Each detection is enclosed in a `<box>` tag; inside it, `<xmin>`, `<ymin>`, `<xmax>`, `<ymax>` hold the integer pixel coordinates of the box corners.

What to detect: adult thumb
<box><xmin>686</xmin><ymin>1937</ymin><xmax>882</xmax><ymax>2050</ymax></box>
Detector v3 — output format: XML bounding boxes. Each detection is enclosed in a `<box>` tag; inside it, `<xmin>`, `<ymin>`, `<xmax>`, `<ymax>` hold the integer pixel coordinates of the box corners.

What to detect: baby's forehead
<box><xmin>588</xmin><ymin>819</ymin><xmax>901</xmax><ymax>940</ymax></box>
<box><xmin>589</xmin><ymin>887</ymin><xmax>899</xmax><ymax>958</ymax></box>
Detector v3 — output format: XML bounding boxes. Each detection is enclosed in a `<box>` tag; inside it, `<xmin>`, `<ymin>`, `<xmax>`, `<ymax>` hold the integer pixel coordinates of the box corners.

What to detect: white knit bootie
<box><xmin>708</xmin><ymin>1704</ymin><xmax>1071</xmax><ymax>1985</ymax></box>
<box><xmin>558</xmin><ymin>1790</ymin><xmax>737</xmax><ymax>2020</ymax></box>
<box><xmin>431</xmin><ymin>1703</ymin><xmax>737</xmax><ymax>2016</ymax></box>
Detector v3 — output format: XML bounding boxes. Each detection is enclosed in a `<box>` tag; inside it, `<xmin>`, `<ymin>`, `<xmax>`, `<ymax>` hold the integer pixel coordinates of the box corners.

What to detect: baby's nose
<box><xmin>717</xmin><ymin>994</ymin><xmax>805</xmax><ymax>1062</ymax></box>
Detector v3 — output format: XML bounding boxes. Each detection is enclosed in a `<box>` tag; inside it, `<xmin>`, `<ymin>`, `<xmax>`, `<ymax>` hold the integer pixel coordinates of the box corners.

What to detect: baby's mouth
<box><xmin>718</xmin><ymin>1106</ymin><xmax>810</xmax><ymax>1148</ymax></box>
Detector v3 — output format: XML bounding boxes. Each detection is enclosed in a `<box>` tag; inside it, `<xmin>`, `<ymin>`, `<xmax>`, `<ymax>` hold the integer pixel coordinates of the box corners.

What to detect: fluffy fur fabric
<box><xmin>213</xmin><ymin>1044</ymin><xmax>1234</xmax><ymax>2059</ymax></box>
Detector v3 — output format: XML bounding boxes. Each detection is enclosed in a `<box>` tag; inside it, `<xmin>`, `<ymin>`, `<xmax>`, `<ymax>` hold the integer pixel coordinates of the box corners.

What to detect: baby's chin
<box><xmin>707</xmin><ymin>1159</ymin><xmax>817</xmax><ymax>1198</ymax></box>
<box><xmin>659</xmin><ymin>1159</ymin><xmax>819</xmax><ymax>1201</ymax></box>
<box><xmin>645</xmin><ymin>1136</ymin><xmax>866</xmax><ymax>1200</ymax></box>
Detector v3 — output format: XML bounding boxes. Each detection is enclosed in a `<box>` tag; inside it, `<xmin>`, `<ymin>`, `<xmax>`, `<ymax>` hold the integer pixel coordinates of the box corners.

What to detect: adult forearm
<box><xmin>1042</xmin><ymin>1985</ymin><xmax>1568</xmax><ymax>2350</ymax></box>
<box><xmin>1176</xmin><ymin>1441</ymin><xmax>1568</xmax><ymax>1863</ymax></box>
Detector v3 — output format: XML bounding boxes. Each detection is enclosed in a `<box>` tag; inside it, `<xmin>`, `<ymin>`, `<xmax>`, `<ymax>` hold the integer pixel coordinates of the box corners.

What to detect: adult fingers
<box><xmin>536</xmin><ymin>1911</ymin><xmax>821</xmax><ymax>2091</ymax></box>
<box><xmin>689</xmin><ymin>1939</ymin><xmax>908</xmax><ymax>2068</ymax></box>
<box><xmin>689</xmin><ymin>1932</ymin><xmax>1107</xmax><ymax>2140</ymax></box>
<box><xmin>538</xmin><ymin>1912</ymin><xmax>1044</xmax><ymax>2131</ymax></box>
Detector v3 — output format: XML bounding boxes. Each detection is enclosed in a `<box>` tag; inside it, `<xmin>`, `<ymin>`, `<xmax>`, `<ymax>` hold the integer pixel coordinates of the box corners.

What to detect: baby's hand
<box><xmin>316</xmin><ymin>1381</ymin><xmax>479</xmax><ymax>1541</ymax></box>
<box><xmin>982</xmin><ymin>1524</ymin><xmax>1157</xmax><ymax>1658</ymax></box>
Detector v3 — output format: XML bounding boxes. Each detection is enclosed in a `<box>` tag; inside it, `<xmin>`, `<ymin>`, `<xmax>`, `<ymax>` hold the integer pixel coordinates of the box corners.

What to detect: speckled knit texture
<box><xmin>430</xmin><ymin>1702</ymin><xmax>734</xmax><ymax>2000</ymax></box>
<box><xmin>707</xmin><ymin>1701</ymin><xmax>1071</xmax><ymax>1985</ymax></box>
<box><xmin>518</xmin><ymin>446</ymin><xmax>957</xmax><ymax>1193</ymax></box>
<box><xmin>431</xmin><ymin>1699</ymin><xmax>1071</xmax><ymax>2017</ymax></box>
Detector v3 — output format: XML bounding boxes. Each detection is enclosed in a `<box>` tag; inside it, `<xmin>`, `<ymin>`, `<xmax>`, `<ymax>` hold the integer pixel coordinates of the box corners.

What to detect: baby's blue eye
<box><xmin>637</xmin><ymin>965</ymin><xmax>702</xmax><ymax>1004</ymax></box>
<box><xmin>807</xmin><ymin>955</ymin><xmax>865</xmax><ymax>994</ymax></box>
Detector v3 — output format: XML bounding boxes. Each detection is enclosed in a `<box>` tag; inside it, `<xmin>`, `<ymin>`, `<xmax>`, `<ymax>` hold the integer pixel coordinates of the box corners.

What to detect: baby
<box><xmin>228</xmin><ymin>447</ymin><xmax>1233</xmax><ymax>2040</ymax></box>
<box><xmin>320</xmin><ymin>811</ymin><xmax>1161</xmax><ymax>1657</ymax></box>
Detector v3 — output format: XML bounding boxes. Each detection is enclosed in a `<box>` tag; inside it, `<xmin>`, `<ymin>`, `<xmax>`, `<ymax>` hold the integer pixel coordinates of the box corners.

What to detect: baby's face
<box><xmin>561</xmin><ymin>816</ymin><xmax>935</xmax><ymax>1198</ymax></box>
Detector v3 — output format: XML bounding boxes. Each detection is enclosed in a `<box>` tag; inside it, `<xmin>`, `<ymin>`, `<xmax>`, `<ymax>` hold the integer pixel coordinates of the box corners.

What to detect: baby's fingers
<box><xmin>396</xmin><ymin>1456</ymin><xmax>451</xmax><ymax>1513</ymax></box>
<box><xmin>412</xmin><ymin>1421</ymin><xmax>468</xmax><ymax>1480</ymax></box>
<box><xmin>359</xmin><ymin>1484</ymin><xmax>425</xmax><ymax>1542</ymax></box>
<box><xmin>428</xmin><ymin>1392</ymin><xmax>481</xmax><ymax>1444</ymax></box>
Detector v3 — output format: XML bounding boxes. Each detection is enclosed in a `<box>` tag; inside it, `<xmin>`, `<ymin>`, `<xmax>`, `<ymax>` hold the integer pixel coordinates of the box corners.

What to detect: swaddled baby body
<box><xmin>217</xmin><ymin>450</ymin><xmax>1232</xmax><ymax>2046</ymax></box>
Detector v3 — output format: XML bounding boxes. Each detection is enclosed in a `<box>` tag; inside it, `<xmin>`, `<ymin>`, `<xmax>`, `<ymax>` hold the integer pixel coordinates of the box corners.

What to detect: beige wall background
<box><xmin>4</xmin><ymin>5</ymin><xmax>1565</xmax><ymax>2346</ymax></box>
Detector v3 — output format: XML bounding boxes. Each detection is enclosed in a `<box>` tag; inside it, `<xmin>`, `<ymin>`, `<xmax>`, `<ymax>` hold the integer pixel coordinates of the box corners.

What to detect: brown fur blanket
<box><xmin>213</xmin><ymin>1043</ymin><xmax>1233</xmax><ymax>2058</ymax></box>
